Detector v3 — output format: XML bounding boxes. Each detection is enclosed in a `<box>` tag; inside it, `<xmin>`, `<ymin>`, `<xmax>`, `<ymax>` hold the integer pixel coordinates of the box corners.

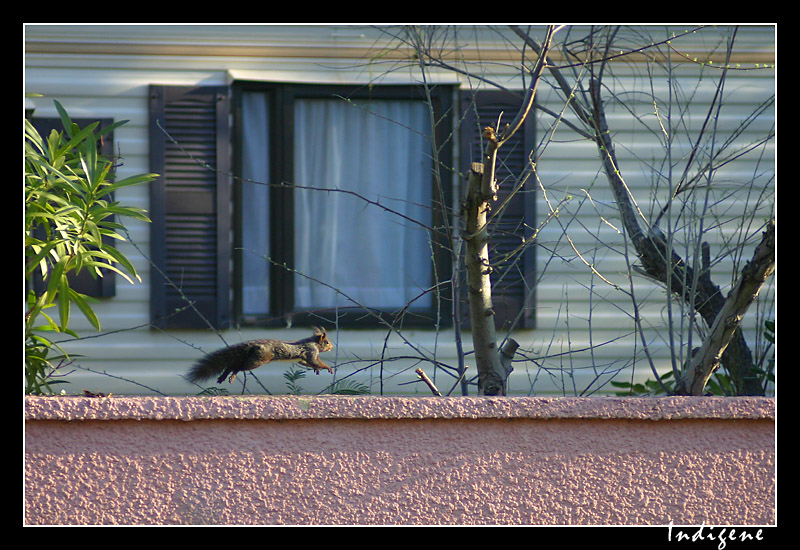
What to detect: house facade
<box><xmin>24</xmin><ymin>24</ymin><xmax>775</xmax><ymax>396</ymax></box>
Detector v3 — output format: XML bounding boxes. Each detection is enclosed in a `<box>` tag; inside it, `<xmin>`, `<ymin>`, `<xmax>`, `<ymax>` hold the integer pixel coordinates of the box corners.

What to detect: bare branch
<box><xmin>415</xmin><ymin>368</ymin><xmax>442</xmax><ymax>396</ymax></box>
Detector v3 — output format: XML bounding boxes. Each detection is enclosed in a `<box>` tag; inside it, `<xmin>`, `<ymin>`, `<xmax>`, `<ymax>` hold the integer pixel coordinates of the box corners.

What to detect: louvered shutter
<box><xmin>459</xmin><ymin>90</ymin><xmax>537</xmax><ymax>330</ymax></box>
<box><xmin>148</xmin><ymin>85</ymin><xmax>231</xmax><ymax>329</ymax></box>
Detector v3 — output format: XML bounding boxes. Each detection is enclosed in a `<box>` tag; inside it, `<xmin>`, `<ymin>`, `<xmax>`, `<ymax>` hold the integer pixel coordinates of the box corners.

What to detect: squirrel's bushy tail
<box><xmin>185</xmin><ymin>347</ymin><xmax>233</xmax><ymax>384</ymax></box>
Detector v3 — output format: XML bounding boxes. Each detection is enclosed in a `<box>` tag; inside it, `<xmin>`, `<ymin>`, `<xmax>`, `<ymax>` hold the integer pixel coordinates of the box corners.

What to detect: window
<box><xmin>234</xmin><ymin>83</ymin><xmax>453</xmax><ymax>327</ymax></box>
<box><xmin>148</xmin><ymin>84</ymin><xmax>535</xmax><ymax>330</ymax></box>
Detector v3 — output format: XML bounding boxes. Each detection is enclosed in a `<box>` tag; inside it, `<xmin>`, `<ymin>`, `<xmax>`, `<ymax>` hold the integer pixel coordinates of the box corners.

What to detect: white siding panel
<box><xmin>25</xmin><ymin>25</ymin><xmax>775</xmax><ymax>396</ymax></box>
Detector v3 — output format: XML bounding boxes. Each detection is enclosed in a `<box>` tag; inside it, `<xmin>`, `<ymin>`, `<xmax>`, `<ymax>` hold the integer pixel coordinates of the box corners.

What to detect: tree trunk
<box><xmin>460</xmin><ymin>27</ymin><xmax>556</xmax><ymax>395</ymax></box>
<box><xmin>464</xmin><ymin>162</ymin><xmax>509</xmax><ymax>395</ymax></box>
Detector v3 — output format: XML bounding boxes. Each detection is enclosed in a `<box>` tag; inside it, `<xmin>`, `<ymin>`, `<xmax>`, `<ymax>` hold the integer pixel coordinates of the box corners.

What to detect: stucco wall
<box><xmin>24</xmin><ymin>396</ymin><xmax>775</xmax><ymax>525</ymax></box>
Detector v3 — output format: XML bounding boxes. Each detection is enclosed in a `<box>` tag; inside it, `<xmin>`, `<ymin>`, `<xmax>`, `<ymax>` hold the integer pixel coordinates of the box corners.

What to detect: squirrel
<box><xmin>185</xmin><ymin>327</ymin><xmax>334</xmax><ymax>385</ymax></box>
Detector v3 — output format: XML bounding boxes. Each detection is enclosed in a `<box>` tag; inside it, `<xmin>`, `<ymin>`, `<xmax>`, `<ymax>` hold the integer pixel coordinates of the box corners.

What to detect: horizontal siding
<box><xmin>24</xmin><ymin>25</ymin><xmax>775</xmax><ymax>396</ymax></box>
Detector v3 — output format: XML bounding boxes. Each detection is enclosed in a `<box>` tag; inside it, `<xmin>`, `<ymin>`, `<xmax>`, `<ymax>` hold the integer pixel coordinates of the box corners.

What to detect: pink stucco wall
<box><xmin>25</xmin><ymin>396</ymin><xmax>775</xmax><ymax>525</ymax></box>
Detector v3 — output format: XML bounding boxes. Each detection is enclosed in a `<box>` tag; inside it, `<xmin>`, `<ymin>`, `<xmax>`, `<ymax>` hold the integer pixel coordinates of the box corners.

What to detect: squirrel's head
<box><xmin>312</xmin><ymin>326</ymin><xmax>333</xmax><ymax>352</ymax></box>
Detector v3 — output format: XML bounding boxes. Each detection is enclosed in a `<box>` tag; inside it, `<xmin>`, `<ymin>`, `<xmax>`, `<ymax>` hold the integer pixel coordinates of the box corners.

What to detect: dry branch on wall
<box><xmin>415</xmin><ymin>368</ymin><xmax>442</xmax><ymax>396</ymax></box>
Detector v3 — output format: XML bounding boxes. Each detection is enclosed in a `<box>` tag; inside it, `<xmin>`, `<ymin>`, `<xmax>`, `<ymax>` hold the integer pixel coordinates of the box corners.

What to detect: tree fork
<box><xmin>676</xmin><ymin>219</ymin><xmax>775</xmax><ymax>395</ymax></box>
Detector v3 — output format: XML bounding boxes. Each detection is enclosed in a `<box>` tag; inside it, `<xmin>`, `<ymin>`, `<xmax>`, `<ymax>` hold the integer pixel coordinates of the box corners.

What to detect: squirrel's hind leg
<box><xmin>217</xmin><ymin>370</ymin><xmax>237</xmax><ymax>384</ymax></box>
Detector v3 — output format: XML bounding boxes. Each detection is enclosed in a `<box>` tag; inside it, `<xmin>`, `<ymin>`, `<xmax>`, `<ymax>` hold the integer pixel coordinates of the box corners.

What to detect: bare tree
<box><xmin>459</xmin><ymin>25</ymin><xmax>558</xmax><ymax>394</ymax></box>
<box><xmin>515</xmin><ymin>25</ymin><xmax>773</xmax><ymax>395</ymax></box>
<box><xmin>406</xmin><ymin>24</ymin><xmax>774</xmax><ymax>396</ymax></box>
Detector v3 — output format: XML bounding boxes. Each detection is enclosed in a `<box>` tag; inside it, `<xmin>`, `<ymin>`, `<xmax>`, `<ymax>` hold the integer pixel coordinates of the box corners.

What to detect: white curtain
<box><xmin>293</xmin><ymin>98</ymin><xmax>433</xmax><ymax>310</ymax></box>
<box><xmin>240</xmin><ymin>92</ymin><xmax>270</xmax><ymax>314</ymax></box>
<box><xmin>240</xmin><ymin>93</ymin><xmax>433</xmax><ymax>314</ymax></box>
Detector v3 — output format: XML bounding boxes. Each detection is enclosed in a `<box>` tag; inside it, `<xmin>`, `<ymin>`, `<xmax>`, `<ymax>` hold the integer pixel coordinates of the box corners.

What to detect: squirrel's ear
<box><xmin>313</xmin><ymin>326</ymin><xmax>326</xmax><ymax>338</ymax></box>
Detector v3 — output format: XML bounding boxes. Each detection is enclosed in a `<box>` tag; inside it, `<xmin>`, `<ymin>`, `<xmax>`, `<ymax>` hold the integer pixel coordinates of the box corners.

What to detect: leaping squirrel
<box><xmin>185</xmin><ymin>327</ymin><xmax>334</xmax><ymax>385</ymax></box>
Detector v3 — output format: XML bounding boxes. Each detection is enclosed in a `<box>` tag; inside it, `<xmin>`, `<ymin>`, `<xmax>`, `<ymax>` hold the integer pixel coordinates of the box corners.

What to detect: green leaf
<box><xmin>33</xmin><ymin>308</ymin><xmax>61</xmax><ymax>333</ymax></box>
<box><xmin>54</xmin><ymin>100</ymin><xmax>73</xmax><ymax>137</ymax></box>
<box><xmin>97</xmin><ymin>244</ymin><xmax>141</xmax><ymax>283</ymax></box>
<box><xmin>79</xmin><ymin>148</ymin><xmax>97</xmax><ymax>191</ymax></box>
<box><xmin>713</xmin><ymin>372</ymin><xmax>733</xmax><ymax>395</ymax></box>
<box><xmin>96</xmin><ymin>118</ymin><xmax>129</xmax><ymax>140</ymax></box>
<box><xmin>57</xmin><ymin>273</ymin><xmax>71</xmax><ymax>330</ymax></box>
<box><xmin>24</xmin><ymin>118</ymin><xmax>45</xmax><ymax>153</ymax></box>
<box><xmin>68</xmin><ymin>287</ymin><xmax>100</xmax><ymax>331</ymax></box>
<box><xmin>44</xmin><ymin>256</ymin><xmax>69</xmax><ymax>306</ymax></box>
<box><xmin>98</xmin><ymin>202</ymin><xmax>151</xmax><ymax>223</ymax></box>
<box><xmin>764</xmin><ymin>320</ymin><xmax>775</xmax><ymax>344</ymax></box>
<box><xmin>54</xmin><ymin>123</ymin><xmax>98</xmax><ymax>161</ymax></box>
<box><xmin>52</xmin><ymin>204</ymin><xmax>82</xmax><ymax>218</ymax></box>
<box><xmin>25</xmin><ymin>240</ymin><xmax>60</xmax><ymax>278</ymax></box>
<box><xmin>94</xmin><ymin>174</ymin><xmax>159</xmax><ymax>200</ymax></box>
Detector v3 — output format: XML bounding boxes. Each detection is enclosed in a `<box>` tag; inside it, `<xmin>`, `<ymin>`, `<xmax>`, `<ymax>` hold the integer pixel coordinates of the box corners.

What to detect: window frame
<box><xmin>231</xmin><ymin>81</ymin><xmax>456</xmax><ymax>328</ymax></box>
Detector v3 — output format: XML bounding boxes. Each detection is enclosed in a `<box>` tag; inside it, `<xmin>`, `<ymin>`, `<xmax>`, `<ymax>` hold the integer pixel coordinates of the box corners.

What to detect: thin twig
<box><xmin>415</xmin><ymin>368</ymin><xmax>442</xmax><ymax>396</ymax></box>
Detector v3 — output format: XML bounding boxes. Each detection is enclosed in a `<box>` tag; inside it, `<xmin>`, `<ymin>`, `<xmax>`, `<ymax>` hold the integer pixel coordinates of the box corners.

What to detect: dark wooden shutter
<box><xmin>149</xmin><ymin>85</ymin><xmax>231</xmax><ymax>329</ymax></box>
<box><xmin>459</xmin><ymin>90</ymin><xmax>537</xmax><ymax>330</ymax></box>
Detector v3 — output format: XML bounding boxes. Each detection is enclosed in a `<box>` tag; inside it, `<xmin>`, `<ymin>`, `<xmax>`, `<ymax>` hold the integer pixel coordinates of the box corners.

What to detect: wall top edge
<box><xmin>24</xmin><ymin>395</ymin><xmax>775</xmax><ymax>422</ymax></box>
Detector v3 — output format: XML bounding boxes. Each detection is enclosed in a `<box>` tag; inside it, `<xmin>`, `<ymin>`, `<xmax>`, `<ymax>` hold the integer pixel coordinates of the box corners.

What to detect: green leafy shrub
<box><xmin>25</xmin><ymin>99</ymin><xmax>156</xmax><ymax>394</ymax></box>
